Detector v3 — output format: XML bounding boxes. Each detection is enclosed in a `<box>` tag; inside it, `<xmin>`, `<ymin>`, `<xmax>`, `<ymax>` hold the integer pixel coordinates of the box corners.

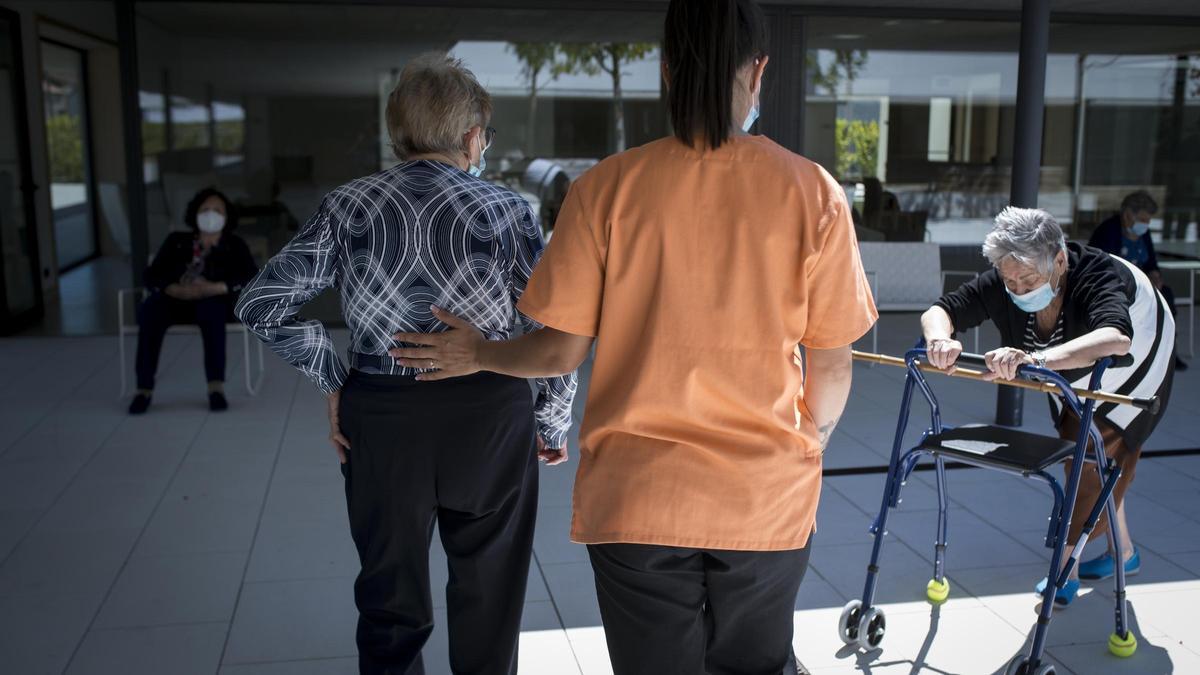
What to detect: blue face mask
<box><xmin>1006</xmin><ymin>272</ymin><xmax>1059</xmax><ymax>313</ymax></box>
<box><xmin>468</xmin><ymin>135</ymin><xmax>487</xmax><ymax>177</ymax></box>
<box><xmin>742</xmin><ymin>105</ymin><xmax>760</xmax><ymax>133</ymax></box>
<box><xmin>468</xmin><ymin>155</ymin><xmax>486</xmax><ymax>178</ymax></box>
<box><xmin>1130</xmin><ymin>220</ymin><xmax>1150</xmax><ymax>237</ymax></box>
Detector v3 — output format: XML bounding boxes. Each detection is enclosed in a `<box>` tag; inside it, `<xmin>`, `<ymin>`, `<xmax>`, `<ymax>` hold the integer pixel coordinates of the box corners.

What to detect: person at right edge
<box><xmin>384</xmin><ymin>1</ymin><xmax>877</xmax><ymax>672</ymax></box>
<box><xmin>1088</xmin><ymin>190</ymin><xmax>1188</xmax><ymax>371</ymax></box>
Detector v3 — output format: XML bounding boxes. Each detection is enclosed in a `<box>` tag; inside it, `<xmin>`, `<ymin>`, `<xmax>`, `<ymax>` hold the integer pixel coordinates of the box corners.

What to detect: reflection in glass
<box><xmin>805</xmin><ymin>17</ymin><xmax>1200</xmax><ymax>248</ymax></box>
<box><xmin>213</xmin><ymin>100</ymin><xmax>245</xmax><ymax>167</ymax></box>
<box><xmin>1062</xmin><ymin>52</ymin><xmax>1200</xmax><ymax>243</ymax></box>
<box><xmin>449</xmin><ymin>40</ymin><xmax>664</xmax><ymax>233</ymax></box>
<box><xmin>41</xmin><ymin>40</ymin><xmax>96</xmax><ymax>269</ymax></box>
<box><xmin>131</xmin><ymin>2</ymin><xmax>666</xmax><ymax>299</ymax></box>
<box><xmin>140</xmin><ymin>90</ymin><xmax>166</xmax><ymax>183</ymax></box>
<box><xmin>170</xmin><ymin>95</ymin><xmax>210</xmax><ymax>150</ymax></box>
<box><xmin>806</xmin><ymin>25</ymin><xmax>1021</xmax><ymax>244</ymax></box>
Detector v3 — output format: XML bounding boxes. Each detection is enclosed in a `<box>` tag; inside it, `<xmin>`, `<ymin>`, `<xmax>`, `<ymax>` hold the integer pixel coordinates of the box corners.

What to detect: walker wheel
<box><xmin>926</xmin><ymin>577</ymin><xmax>950</xmax><ymax>604</ymax></box>
<box><xmin>1004</xmin><ymin>655</ymin><xmax>1055</xmax><ymax>675</ymax></box>
<box><xmin>855</xmin><ymin>606</ymin><xmax>886</xmax><ymax>651</ymax></box>
<box><xmin>1004</xmin><ymin>655</ymin><xmax>1028</xmax><ymax>675</ymax></box>
<box><xmin>837</xmin><ymin>599</ymin><xmax>862</xmax><ymax>645</ymax></box>
<box><xmin>1108</xmin><ymin>630</ymin><xmax>1138</xmax><ymax>658</ymax></box>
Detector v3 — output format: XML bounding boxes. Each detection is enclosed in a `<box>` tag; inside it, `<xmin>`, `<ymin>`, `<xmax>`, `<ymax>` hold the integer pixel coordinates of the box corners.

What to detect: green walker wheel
<box><xmin>1108</xmin><ymin>631</ymin><xmax>1137</xmax><ymax>658</ymax></box>
<box><xmin>926</xmin><ymin>577</ymin><xmax>950</xmax><ymax>604</ymax></box>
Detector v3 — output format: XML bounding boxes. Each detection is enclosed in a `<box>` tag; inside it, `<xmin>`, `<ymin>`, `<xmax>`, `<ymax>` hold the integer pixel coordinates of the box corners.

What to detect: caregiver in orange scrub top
<box><xmin>389</xmin><ymin>0</ymin><xmax>877</xmax><ymax>671</ymax></box>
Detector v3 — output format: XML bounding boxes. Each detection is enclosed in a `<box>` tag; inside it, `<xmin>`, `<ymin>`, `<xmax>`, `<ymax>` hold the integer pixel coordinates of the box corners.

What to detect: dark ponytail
<box><xmin>664</xmin><ymin>0</ymin><xmax>767</xmax><ymax>150</ymax></box>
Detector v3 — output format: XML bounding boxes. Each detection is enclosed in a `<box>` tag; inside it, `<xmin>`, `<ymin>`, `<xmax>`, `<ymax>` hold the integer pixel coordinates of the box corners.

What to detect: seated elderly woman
<box><xmin>923</xmin><ymin>206</ymin><xmax>1175</xmax><ymax>606</ymax></box>
<box><xmin>129</xmin><ymin>187</ymin><xmax>258</xmax><ymax>415</ymax></box>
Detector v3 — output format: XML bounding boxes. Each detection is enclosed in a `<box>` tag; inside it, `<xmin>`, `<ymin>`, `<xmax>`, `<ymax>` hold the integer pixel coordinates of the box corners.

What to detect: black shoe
<box><xmin>209</xmin><ymin>391</ymin><xmax>228</xmax><ymax>412</ymax></box>
<box><xmin>1177</xmin><ymin>357</ymin><xmax>1189</xmax><ymax>372</ymax></box>
<box><xmin>128</xmin><ymin>393</ymin><xmax>151</xmax><ymax>415</ymax></box>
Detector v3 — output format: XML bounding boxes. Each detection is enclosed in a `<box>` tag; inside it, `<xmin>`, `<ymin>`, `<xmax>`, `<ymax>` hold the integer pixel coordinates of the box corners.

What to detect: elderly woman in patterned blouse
<box><xmin>236</xmin><ymin>53</ymin><xmax>577</xmax><ymax>675</ymax></box>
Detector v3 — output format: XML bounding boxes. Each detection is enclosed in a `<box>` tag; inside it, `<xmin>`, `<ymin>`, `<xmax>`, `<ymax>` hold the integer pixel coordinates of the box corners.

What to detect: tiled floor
<box><xmin>0</xmin><ymin>313</ymin><xmax>1197</xmax><ymax>674</ymax></box>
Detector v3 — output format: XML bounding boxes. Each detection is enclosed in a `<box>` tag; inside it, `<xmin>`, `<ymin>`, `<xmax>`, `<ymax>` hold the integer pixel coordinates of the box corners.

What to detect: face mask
<box><xmin>1130</xmin><ymin>220</ymin><xmax>1150</xmax><ymax>237</ymax></box>
<box><xmin>196</xmin><ymin>210</ymin><xmax>225</xmax><ymax>234</ymax></box>
<box><xmin>468</xmin><ymin>154</ymin><xmax>486</xmax><ymax>178</ymax></box>
<box><xmin>468</xmin><ymin>135</ymin><xmax>487</xmax><ymax>178</ymax></box>
<box><xmin>1006</xmin><ymin>271</ymin><xmax>1059</xmax><ymax>313</ymax></box>
<box><xmin>742</xmin><ymin>104</ymin><xmax>760</xmax><ymax>133</ymax></box>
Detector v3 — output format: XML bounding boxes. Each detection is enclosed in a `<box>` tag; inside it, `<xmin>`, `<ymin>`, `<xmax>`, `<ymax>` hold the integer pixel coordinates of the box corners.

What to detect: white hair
<box><xmin>386</xmin><ymin>52</ymin><xmax>491</xmax><ymax>160</ymax></box>
<box><xmin>982</xmin><ymin>206</ymin><xmax>1066</xmax><ymax>276</ymax></box>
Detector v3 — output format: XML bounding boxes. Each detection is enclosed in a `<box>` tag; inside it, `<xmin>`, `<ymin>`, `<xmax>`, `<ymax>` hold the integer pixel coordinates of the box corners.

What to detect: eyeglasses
<box><xmin>483</xmin><ymin>126</ymin><xmax>497</xmax><ymax>151</ymax></box>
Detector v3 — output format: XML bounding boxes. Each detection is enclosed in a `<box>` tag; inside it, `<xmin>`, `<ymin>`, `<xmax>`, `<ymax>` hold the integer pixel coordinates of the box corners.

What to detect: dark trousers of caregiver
<box><xmin>135</xmin><ymin>292</ymin><xmax>233</xmax><ymax>390</ymax></box>
<box><xmin>587</xmin><ymin>537</ymin><xmax>811</xmax><ymax>675</ymax></box>
<box><xmin>338</xmin><ymin>369</ymin><xmax>538</xmax><ymax>675</ymax></box>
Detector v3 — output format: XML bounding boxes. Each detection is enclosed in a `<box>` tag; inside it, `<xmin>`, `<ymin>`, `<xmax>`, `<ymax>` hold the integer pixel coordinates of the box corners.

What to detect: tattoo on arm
<box><xmin>818</xmin><ymin>416</ymin><xmax>841</xmax><ymax>451</ymax></box>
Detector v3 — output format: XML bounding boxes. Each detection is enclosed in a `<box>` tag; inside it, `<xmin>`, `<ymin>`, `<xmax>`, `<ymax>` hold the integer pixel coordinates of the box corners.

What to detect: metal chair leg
<box><xmin>119</xmin><ymin>328</ymin><xmax>128</xmax><ymax>397</ymax></box>
<box><xmin>242</xmin><ymin>328</ymin><xmax>264</xmax><ymax>396</ymax></box>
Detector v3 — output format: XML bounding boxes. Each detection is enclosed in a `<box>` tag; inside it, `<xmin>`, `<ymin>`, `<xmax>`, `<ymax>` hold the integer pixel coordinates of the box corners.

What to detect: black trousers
<box><xmin>588</xmin><ymin>539</ymin><xmax>811</xmax><ymax>675</ymax></box>
<box><xmin>338</xmin><ymin>370</ymin><xmax>539</xmax><ymax>675</ymax></box>
<box><xmin>1160</xmin><ymin>283</ymin><xmax>1178</xmax><ymax>318</ymax></box>
<box><xmin>135</xmin><ymin>292</ymin><xmax>231</xmax><ymax>390</ymax></box>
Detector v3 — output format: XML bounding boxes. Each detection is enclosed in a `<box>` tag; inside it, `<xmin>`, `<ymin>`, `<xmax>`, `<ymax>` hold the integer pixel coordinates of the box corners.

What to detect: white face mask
<box><xmin>196</xmin><ymin>210</ymin><xmax>226</xmax><ymax>234</ymax></box>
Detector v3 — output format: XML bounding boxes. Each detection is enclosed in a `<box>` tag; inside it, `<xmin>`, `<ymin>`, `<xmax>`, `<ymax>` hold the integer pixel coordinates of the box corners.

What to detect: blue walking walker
<box><xmin>839</xmin><ymin>344</ymin><xmax>1160</xmax><ymax>675</ymax></box>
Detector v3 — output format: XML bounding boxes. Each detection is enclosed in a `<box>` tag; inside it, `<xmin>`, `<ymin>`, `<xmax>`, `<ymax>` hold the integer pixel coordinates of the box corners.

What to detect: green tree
<box><xmin>808</xmin><ymin>49</ymin><xmax>869</xmax><ymax>96</ymax></box>
<box><xmin>556</xmin><ymin>42</ymin><xmax>657</xmax><ymax>153</ymax></box>
<box><xmin>508</xmin><ymin>42</ymin><xmax>561</xmax><ymax>157</ymax></box>
<box><xmin>835</xmin><ymin>118</ymin><xmax>880</xmax><ymax>179</ymax></box>
<box><xmin>142</xmin><ymin>120</ymin><xmax>167</xmax><ymax>156</ymax></box>
<box><xmin>215</xmin><ymin>119</ymin><xmax>245</xmax><ymax>155</ymax></box>
<box><xmin>45</xmin><ymin>114</ymin><xmax>85</xmax><ymax>183</ymax></box>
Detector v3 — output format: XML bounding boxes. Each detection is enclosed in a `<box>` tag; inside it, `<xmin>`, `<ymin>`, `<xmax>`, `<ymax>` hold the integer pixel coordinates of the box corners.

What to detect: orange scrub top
<box><xmin>518</xmin><ymin>135</ymin><xmax>878</xmax><ymax>551</ymax></box>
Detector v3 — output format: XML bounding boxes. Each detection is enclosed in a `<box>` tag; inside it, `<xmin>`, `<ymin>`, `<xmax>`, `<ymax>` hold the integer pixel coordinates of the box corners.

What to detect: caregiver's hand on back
<box><xmin>390</xmin><ymin>306</ymin><xmax>572</xmax><ymax>465</ymax></box>
<box><xmin>390</xmin><ymin>306</ymin><xmax>487</xmax><ymax>380</ymax></box>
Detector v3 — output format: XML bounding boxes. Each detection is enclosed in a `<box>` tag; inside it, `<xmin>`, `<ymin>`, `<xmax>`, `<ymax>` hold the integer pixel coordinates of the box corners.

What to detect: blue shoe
<box><xmin>1034</xmin><ymin>577</ymin><xmax>1080</xmax><ymax>607</ymax></box>
<box><xmin>1078</xmin><ymin>548</ymin><xmax>1141</xmax><ymax>581</ymax></box>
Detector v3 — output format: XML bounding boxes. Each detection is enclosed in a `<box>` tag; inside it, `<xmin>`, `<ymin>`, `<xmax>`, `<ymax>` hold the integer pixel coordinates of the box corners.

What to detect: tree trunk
<box><xmin>527</xmin><ymin>83</ymin><xmax>538</xmax><ymax>158</ymax></box>
<box><xmin>610</xmin><ymin>47</ymin><xmax>626</xmax><ymax>153</ymax></box>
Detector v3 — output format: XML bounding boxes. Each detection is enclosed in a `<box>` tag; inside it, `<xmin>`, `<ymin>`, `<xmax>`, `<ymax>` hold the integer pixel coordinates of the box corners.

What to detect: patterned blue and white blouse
<box><xmin>236</xmin><ymin>160</ymin><xmax>578</xmax><ymax>447</ymax></box>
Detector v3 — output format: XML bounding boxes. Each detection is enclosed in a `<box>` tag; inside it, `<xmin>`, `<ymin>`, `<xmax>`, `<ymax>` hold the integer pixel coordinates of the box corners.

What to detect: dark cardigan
<box><xmin>144</xmin><ymin>231</ymin><xmax>259</xmax><ymax>297</ymax></box>
<box><xmin>934</xmin><ymin>243</ymin><xmax>1172</xmax><ymax>449</ymax></box>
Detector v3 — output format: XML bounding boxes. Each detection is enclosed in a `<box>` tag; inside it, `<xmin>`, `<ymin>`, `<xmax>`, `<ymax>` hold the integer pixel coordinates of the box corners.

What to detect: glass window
<box><xmin>804</xmin><ymin>17</ymin><xmax>1200</xmax><ymax>250</ymax></box>
<box><xmin>133</xmin><ymin>2</ymin><xmax>666</xmax><ymax>297</ymax></box>
<box><xmin>140</xmin><ymin>89</ymin><xmax>166</xmax><ymax>183</ymax></box>
<box><xmin>447</xmin><ymin>40</ymin><xmax>663</xmax><ymax>230</ymax></box>
<box><xmin>170</xmin><ymin>94</ymin><xmax>210</xmax><ymax>149</ymax></box>
<box><xmin>805</xmin><ymin>18</ymin><xmax>1022</xmax><ymax>245</ymax></box>
<box><xmin>1043</xmin><ymin>26</ymin><xmax>1200</xmax><ymax>246</ymax></box>
<box><xmin>213</xmin><ymin>100</ymin><xmax>245</xmax><ymax>167</ymax></box>
<box><xmin>41</xmin><ymin>39</ymin><xmax>96</xmax><ymax>270</ymax></box>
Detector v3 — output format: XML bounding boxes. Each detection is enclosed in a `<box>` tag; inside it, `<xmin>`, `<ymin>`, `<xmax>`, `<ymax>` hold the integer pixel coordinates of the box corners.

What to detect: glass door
<box><xmin>0</xmin><ymin>7</ymin><xmax>43</xmax><ymax>334</ymax></box>
<box><xmin>41</xmin><ymin>39</ymin><xmax>97</xmax><ymax>272</ymax></box>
